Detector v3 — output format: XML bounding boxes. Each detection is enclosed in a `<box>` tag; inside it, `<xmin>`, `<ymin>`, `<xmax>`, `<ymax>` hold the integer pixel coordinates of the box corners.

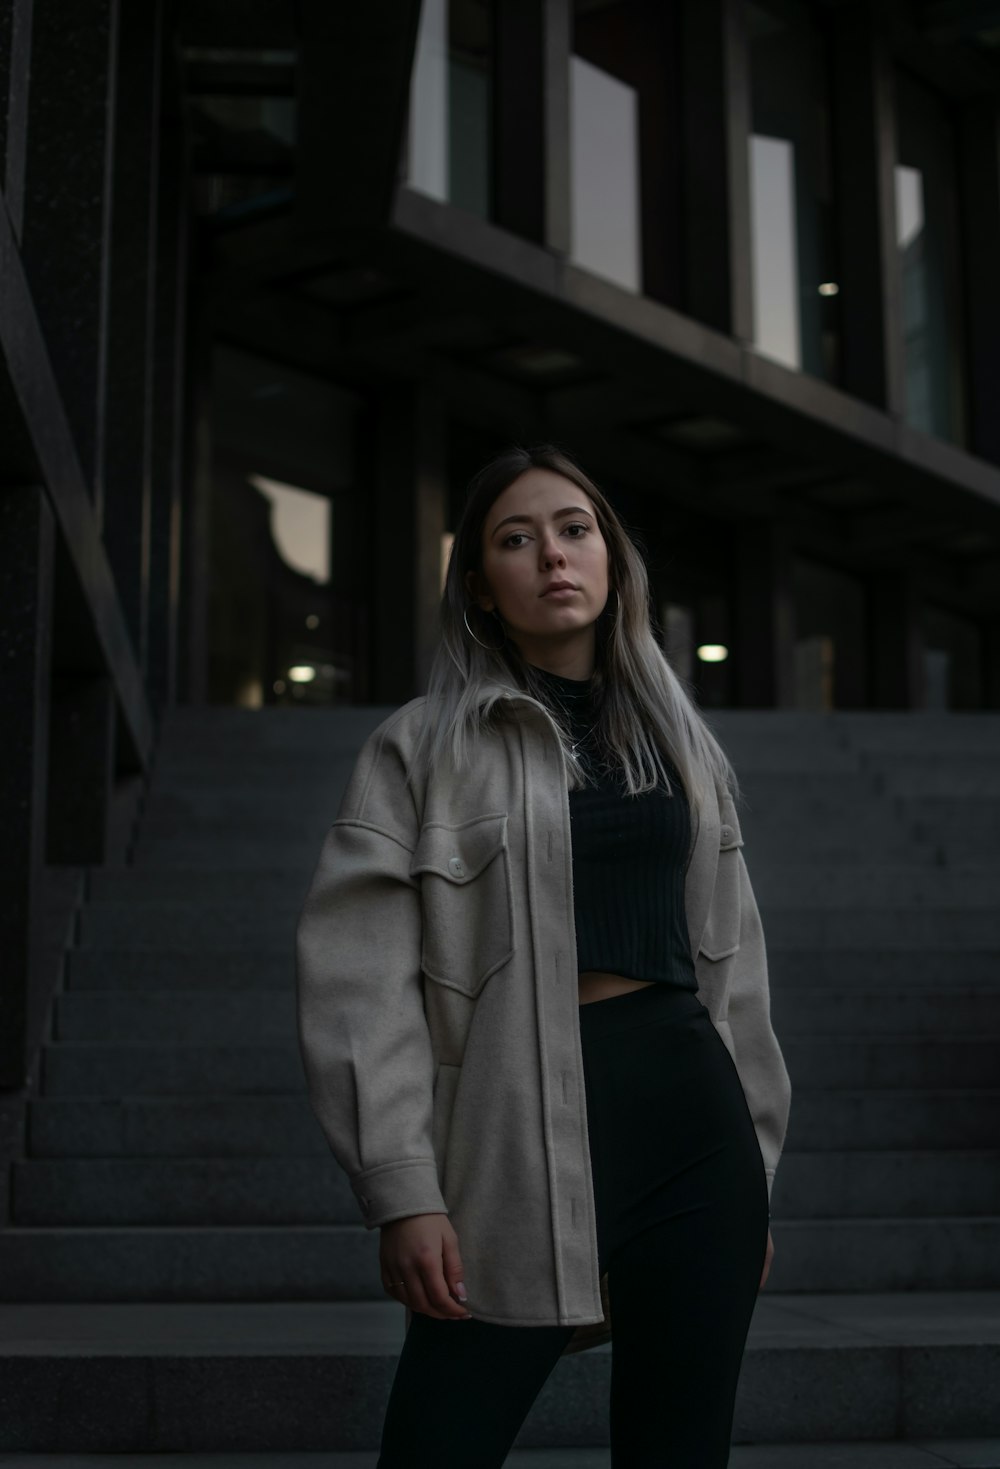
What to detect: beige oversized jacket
<box><xmin>295</xmin><ymin>682</ymin><xmax>792</xmax><ymax>1356</ymax></box>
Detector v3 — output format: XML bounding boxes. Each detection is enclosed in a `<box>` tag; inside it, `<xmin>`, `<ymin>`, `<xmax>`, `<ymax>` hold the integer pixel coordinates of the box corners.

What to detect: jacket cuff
<box><xmin>351</xmin><ymin>1158</ymin><xmax>449</xmax><ymax>1229</ymax></box>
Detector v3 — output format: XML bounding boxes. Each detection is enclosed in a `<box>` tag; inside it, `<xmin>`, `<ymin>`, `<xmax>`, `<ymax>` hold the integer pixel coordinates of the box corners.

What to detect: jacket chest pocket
<box><xmin>698</xmin><ymin>802</ymin><xmax>744</xmax><ymax>963</ymax></box>
<box><xmin>410</xmin><ymin>813</ymin><xmax>515</xmax><ymax>997</ymax></box>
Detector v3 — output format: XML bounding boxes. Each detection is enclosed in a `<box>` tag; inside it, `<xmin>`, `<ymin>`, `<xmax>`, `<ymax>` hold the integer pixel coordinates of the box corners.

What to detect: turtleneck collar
<box><xmin>527</xmin><ymin>664</ymin><xmax>597</xmax><ymax>724</ymax></box>
<box><xmin>527</xmin><ymin>663</ymin><xmax>594</xmax><ymax>693</ymax></box>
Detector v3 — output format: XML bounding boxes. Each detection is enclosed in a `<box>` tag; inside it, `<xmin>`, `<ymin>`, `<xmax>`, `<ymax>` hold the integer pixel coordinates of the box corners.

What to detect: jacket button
<box><xmin>721</xmin><ymin>825</ymin><xmax>732</xmax><ymax>841</ymax></box>
<box><xmin>448</xmin><ymin>856</ymin><xmax>466</xmax><ymax>878</ymax></box>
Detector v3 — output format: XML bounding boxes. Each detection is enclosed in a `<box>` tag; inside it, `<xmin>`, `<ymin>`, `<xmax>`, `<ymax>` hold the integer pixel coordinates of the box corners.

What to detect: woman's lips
<box><xmin>542</xmin><ymin>587</ymin><xmax>579</xmax><ymax>598</ymax></box>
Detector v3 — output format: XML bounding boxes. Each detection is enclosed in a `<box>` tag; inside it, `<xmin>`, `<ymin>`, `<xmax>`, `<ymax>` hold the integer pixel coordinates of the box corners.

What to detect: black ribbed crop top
<box><xmin>530</xmin><ymin>664</ymin><xmax>698</xmax><ymax>991</ymax></box>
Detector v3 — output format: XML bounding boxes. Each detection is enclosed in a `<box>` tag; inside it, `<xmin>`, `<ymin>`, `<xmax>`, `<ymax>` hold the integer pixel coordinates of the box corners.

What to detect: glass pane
<box><xmin>749</xmin><ymin>134</ymin><xmax>800</xmax><ymax>367</ymax></box>
<box><xmin>248</xmin><ymin>474</ymin><xmax>331</xmax><ymax>585</ymax></box>
<box><xmin>921</xmin><ymin>604</ymin><xmax>982</xmax><ymax>708</ymax></box>
<box><xmin>183</xmin><ymin>46</ymin><xmax>296</xmax><ymax>221</ymax></box>
<box><xmin>894</xmin><ymin>69</ymin><xmax>967</xmax><ymax>446</ymax></box>
<box><xmin>405</xmin><ymin>0</ymin><xmax>493</xmax><ymax>219</ymax></box>
<box><xmin>569</xmin><ymin>53</ymin><xmax>641</xmax><ymax>292</ymax></box>
<box><xmin>745</xmin><ymin>0</ymin><xmax>841</xmax><ymax>383</ymax></box>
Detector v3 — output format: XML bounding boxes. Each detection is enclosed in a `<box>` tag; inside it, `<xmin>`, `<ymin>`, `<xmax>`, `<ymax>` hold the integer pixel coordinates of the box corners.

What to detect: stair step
<box><xmin>0</xmin><ymin>1294</ymin><xmax>997</xmax><ymax>1449</ymax></box>
<box><xmin>787</xmin><ymin>1090</ymin><xmax>1000</xmax><ymax>1150</ymax></box>
<box><xmin>0</xmin><ymin>1445</ymin><xmax>996</xmax><ymax>1468</ymax></box>
<box><xmin>66</xmin><ymin>949</ymin><xmax>297</xmax><ymax>988</ymax></box>
<box><xmin>26</xmin><ymin>1091</ymin><xmax>1000</xmax><ymax>1158</ymax></box>
<box><xmin>28</xmin><ymin>1095</ymin><xmax>330</xmax><ymax>1156</ymax></box>
<box><xmin>71</xmin><ymin>901</ymin><xmax>1000</xmax><ymax>950</ymax></box>
<box><xmin>0</xmin><ymin>1221</ymin><xmax>998</xmax><ymax>1298</ymax></box>
<box><xmin>76</xmin><ymin>901</ymin><xmax>303</xmax><ymax>948</ymax></box>
<box><xmin>122</xmin><ymin>833</ymin><xmax>964</xmax><ymax>868</ymax></box>
<box><xmin>836</xmin><ymin>716</ymin><xmax>1000</xmax><ymax>754</ymax></box>
<box><xmin>84</xmin><ymin>866</ymin><xmax>1000</xmax><ymax>908</ymax></box>
<box><xmin>11</xmin><ymin>1158</ymin><xmax>355</xmax><ymax>1225</ymax></box>
<box><xmin>128</xmin><ymin>838</ymin><xmax>330</xmax><ymax>868</ymax></box>
<box><xmin>767</xmin><ymin>951</ymin><xmax>1000</xmax><ymax>988</ymax></box>
<box><xmin>61</xmin><ymin>945</ymin><xmax>1000</xmax><ymax>990</ymax></box>
<box><xmin>49</xmin><ymin>988</ymin><xmax>1000</xmax><ymax>1045</ymax></box>
<box><xmin>132</xmin><ymin>812</ymin><xmax>339</xmax><ymax>840</ymax></box>
<box><xmin>85</xmin><ymin>867</ymin><xmax>319</xmax><ymax>903</ymax></box>
<box><xmin>770</xmin><ymin>1151</ymin><xmax>1000</xmax><ymax>1218</ymax></box>
<box><xmin>8</xmin><ymin>706</ymin><xmax>1000</xmax><ymax>1458</ymax></box>
<box><xmin>769</xmin><ymin>990</ymin><xmax>1000</xmax><ymax>1035</ymax></box>
<box><xmin>155</xmin><ymin>704</ymin><xmax>394</xmax><ymax>736</ymax></box>
<box><xmin>41</xmin><ymin>1043</ymin><xmax>306</xmax><ymax>1096</ymax></box>
<box><xmin>930</xmin><ymin>834</ymin><xmax>1000</xmax><ymax>862</ymax></box>
<box><xmin>54</xmin><ymin>991</ymin><xmax>299</xmax><ymax>1043</ymax></box>
<box><xmin>753</xmin><ymin>869</ymin><xmax>1000</xmax><ymax>907</ymax></box>
<box><xmin>781</xmin><ymin>1038</ymin><xmax>1000</xmax><ymax>1089</ymax></box>
<box><xmin>141</xmin><ymin>784</ymin><xmax>350</xmax><ymax>820</ymax></box>
<box><xmin>39</xmin><ymin>1037</ymin><xmax>1000</xmax><ymax>1096</ymax></box>
<box><xmin>11</xmin><ymin>1152</ymin><xmax>1000</xmax><ymax>1226</ymax></box>
<box><xmin>880</xmin><ymin>768</ymin><xmax>1000</xmax><ymax>799</ymax></box>
<box><xmin>897</xmin><ymin>797</ymin><xmax>1000</xmax><ymax>829</ymax></box>
<box><xmin>76</xmin><ymin>906</ymin><xmax>300</xmax><ymax>948</ymax></box>
<box><xmin>762</xmin><ymin>911</ymin><xmax>1000</xmax><ymax>948</ymax></box>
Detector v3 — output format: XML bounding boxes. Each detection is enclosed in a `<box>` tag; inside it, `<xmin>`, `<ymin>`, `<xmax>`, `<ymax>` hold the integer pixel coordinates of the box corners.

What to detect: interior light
<box><xmin>696</xmin><ymin>644</ymin><xmax>728</xmax><ymax>663</ymax></box>
<box><xmin>288</xmin><ymin>665</ymin><xmax>317</xmax><ymax>683</ymax></box>
<box><xmin>818</xmin><ymin>282</ymin><xmax>839</xmax><ymax>296</ymax></box>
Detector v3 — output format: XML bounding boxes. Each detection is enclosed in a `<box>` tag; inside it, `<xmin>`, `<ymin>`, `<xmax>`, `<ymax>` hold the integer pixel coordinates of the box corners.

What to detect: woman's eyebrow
<box><xmin>490</xmin><ymin>507</ymin><xmax>593</xmax><ymax>538</ymax></box>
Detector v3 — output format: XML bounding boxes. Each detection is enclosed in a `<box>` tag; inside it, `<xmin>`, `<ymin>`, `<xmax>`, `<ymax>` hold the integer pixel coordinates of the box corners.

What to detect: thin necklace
<box><xmin>531</xmin><ymin>668</ymin><xmax>600</xmax><ymax>755</ymax></box>
<box><xmin>546</xmin><ymin>692</ymin><xmax>600</xmax><ymax>755</ymax></box>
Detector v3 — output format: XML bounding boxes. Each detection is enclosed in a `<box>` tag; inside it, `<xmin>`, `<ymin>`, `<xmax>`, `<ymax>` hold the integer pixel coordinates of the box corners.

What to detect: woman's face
<box><xmin>465</xmin><ymin>468</ymin><xmax>610</xmax><ymax>674</ymax></box>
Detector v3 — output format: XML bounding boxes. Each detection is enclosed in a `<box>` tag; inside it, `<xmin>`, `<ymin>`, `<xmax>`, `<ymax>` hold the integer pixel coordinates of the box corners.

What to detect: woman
<box><xmin>295</xmin><ymin>443</ymin><xmax>792</xmax><ymax>1467</ymax></box>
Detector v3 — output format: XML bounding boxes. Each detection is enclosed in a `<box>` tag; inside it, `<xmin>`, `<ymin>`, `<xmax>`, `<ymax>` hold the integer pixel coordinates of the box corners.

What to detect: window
<box><xmin>894</xmin><ymin>69</ymin><xmax>967</xmax><ymax>446</ymax></box>
<box><xmin>745</xmin><ymin>1</ymin><xmax>841</xmax><ymax>382</ymax></box>
<box><xmin>404</xmin><ymin>0</ymin><xmax>494</xmax><ymax>220</ymax></box>
<box><xmin>569</xmin><ymin>53</ymin><xmax>641</xmax><ymax>292</ymax></box>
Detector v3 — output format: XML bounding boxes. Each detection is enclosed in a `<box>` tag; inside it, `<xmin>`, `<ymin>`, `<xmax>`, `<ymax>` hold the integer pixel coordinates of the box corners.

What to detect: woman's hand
<box><xmin>759</xmin><ymin>1226</ymin><xmax>774</xmax><ymax>1290</ymax></box>
<box><xmin>380</xmin><ymin>1212</ymin><xmax>473</xmax><ymax>1320</ymax></box>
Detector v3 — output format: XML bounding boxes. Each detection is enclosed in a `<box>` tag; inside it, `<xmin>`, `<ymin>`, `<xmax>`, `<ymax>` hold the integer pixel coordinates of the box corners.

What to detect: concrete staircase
<box><xmin>1</xmin><ymin>705</ymin><xmax>999</xmax><ymax>1462</ymax></box>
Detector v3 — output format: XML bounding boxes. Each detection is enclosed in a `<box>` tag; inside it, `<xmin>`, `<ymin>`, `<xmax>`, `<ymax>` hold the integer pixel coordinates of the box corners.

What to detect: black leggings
<box><xmin>376</xmin><ymin>981</ymin><xmax>770</xmax><ymax>1468</ymax></box>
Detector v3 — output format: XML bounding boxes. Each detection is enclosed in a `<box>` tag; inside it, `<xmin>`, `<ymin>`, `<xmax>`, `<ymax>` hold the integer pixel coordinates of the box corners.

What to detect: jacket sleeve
<box><xmin>726</xmin><ymin>850</ymin><xmax>792</xmax><ymax>1209</ymax></box>
<box><xmin>294</xmin><ymin>712</ymin><xmax>447</xmax><ymax>1230</ymax></box>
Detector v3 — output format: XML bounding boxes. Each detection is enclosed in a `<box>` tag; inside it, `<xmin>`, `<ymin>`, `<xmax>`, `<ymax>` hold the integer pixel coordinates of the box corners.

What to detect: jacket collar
<box><xmin>470</xmin><ymin>677</ymin><xmax>722</xmax><ymax>958</ymax></box>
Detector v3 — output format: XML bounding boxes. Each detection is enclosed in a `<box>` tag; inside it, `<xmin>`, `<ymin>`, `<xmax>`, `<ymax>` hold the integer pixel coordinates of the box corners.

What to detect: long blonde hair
<box><xmin>408</xmin><ymin>442</ymin><xmax>741</xmax><ymax>816</ymax></box>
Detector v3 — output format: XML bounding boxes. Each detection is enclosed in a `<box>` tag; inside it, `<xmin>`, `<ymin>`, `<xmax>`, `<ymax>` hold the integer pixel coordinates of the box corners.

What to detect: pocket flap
<box><xmin>411</xmin><ymin>813</ymin><xmax>508</xmax><ymax>884</ymax></box>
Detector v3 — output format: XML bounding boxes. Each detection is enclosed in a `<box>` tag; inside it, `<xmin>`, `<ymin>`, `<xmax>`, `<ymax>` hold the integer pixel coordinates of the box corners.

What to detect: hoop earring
<box><xmin>463</xmin><ymin>604</ymin><xmax>509</xmax><ymax>651</ymax></box>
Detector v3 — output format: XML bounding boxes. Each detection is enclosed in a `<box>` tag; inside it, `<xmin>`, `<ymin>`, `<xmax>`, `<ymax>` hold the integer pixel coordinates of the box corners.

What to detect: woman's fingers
<box><xmin>415</xmin><ymin>1256</ymin><xmax>472</xmax><ymax>1318</ymax></box>
<box><xmin>382</xmin><ymin>1262</ymin><xmax>471</xmax><ymax>1319</ymax></box>
<box><xmin>378</xmin><ymin>1217</ymin><xmax>472</xmax><ymax>1319</ymax></box>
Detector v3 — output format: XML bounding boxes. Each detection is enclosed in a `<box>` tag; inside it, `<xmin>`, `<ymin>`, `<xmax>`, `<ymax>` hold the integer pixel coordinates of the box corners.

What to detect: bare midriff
<box><xmin>578</xmin><ymin>970</ymin><xmax>657</xmax><ymax>1005</ymax></box>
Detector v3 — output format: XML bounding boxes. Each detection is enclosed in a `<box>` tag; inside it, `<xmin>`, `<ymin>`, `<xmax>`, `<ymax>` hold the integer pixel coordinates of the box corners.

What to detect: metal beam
<box><xmin>379</xmin><ymin>186</ymin><xmax>1000</xmax><ymax>518</ymax></box>
<box><xmin>0</xmin><ymin>185</ymin><xmax>152</xmax><ymax>768</ymax></box>
<box><xmin>293</xmin><ymin>0</ymin><xmax>422</xmax><ymax>245</ymax></box>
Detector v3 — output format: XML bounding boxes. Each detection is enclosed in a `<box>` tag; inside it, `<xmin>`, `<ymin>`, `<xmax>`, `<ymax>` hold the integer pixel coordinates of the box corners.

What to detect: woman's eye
<box><xmin>503</xmin><ymin>523</ymin><xmax>589</xmax><ymax>548</ymax></box>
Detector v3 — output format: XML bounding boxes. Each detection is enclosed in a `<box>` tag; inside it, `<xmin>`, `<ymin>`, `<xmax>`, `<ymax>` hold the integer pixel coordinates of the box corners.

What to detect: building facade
<box><xmin>3</xmin><ymin>0</ymin><xmax>1000</xmax><ymax>1084</ymax></box>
